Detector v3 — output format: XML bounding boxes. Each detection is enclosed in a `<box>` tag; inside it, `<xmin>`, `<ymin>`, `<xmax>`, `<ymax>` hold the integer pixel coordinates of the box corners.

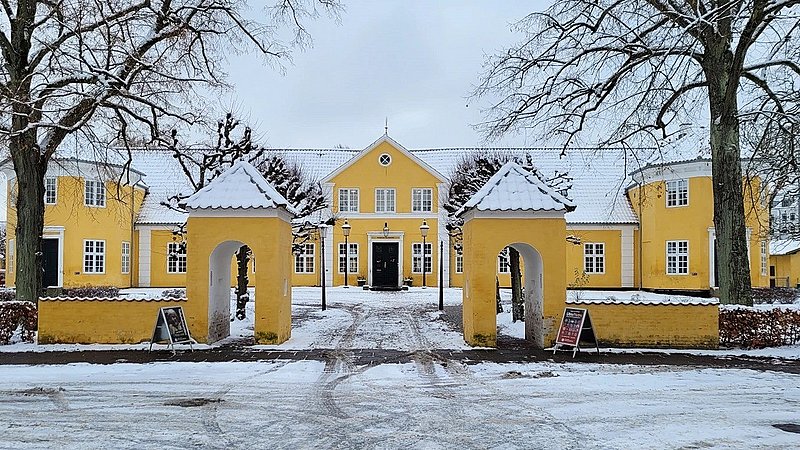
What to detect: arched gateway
<box><xmin>457</xmin><ymin>162</ymin><xmax>575</xmax><ymax>348</ymax></box>
<box><xmin>182</xmin><ymin>161</ymin><xmax>297</xmax><ymax>344</ymax></box>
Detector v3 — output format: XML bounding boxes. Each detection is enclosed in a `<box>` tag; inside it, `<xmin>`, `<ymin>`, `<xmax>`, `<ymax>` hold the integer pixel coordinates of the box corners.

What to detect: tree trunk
<box><xmin>10</xmin><ymin>134</ymin><xmax>46</xmax><ymax>303</ymax></box>
<box><xmin>509</xmin><ymin>247</ymin><xmax>524</xmax><ymax>321</ymax></box>
<box><xmin>705</xmin><ymin>44</ymin><xmax>752</xmax><ymax>306</ymax></box>
<box><xmin>496</xmin><ymin>276</ymin><xmax>503</xmax><ymax>313</ymax></box>
<box><xmin>235</xmin><ymin>245</ymin><xmax>250</xmax><ymax>320</ymax></box>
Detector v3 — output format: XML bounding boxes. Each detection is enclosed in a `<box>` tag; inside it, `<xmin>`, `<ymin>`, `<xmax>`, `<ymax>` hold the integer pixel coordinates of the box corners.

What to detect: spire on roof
<box><xmin>384</xmin><ymin>117</ymin><xmax>388</xmax><ymax>135</ymax></box>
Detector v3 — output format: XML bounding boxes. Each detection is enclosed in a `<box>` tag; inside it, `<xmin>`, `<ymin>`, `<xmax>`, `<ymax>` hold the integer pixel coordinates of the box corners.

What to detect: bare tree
<box><xmin>0</xmin><ymin>0</ymin><xmax>340</xmax><ymax>302</ymax></box>
<box><xmin>475</xmin><ymin>1</ymin><xmax>800</xmax><ymax>306</ymax></box>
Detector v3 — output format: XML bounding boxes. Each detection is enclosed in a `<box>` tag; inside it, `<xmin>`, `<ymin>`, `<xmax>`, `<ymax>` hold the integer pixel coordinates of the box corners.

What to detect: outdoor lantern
<box><xmin>419</xmin><ymin>220</ymin><xmax>430</xmax><ymax>238</ymax></box>
<box><xmin>342</xmin><ymin>220</ymin><xmax>351</xmax><ymax>288</ymax></box>
<box><xmin>382</xmin><ymin>222</ymin><xmax>390</xmax><ymax>238</ymax></box>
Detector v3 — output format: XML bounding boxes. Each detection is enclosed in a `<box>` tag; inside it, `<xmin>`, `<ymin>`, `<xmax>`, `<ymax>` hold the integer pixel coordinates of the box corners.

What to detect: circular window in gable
<box><xmin>378</xmin><ymin>153</ymin><xmax>392</xmax><ymax>166</ymax></box>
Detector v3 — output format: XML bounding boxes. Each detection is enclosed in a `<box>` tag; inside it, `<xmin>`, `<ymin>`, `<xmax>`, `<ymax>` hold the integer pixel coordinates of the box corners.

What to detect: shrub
<box><xmin>60</xmin><ymin>286</ymin><xmax>120</xmax><ymax>298</ymax></box>
<box><xmin>0</xmin><ymin>301</ymin><xmax>37</xmax><ymax>344</ymax></box>
<box><xmin>0</xmin><ymin>289</ymin><xmax>15</xmax><ymax>302</ymax></box>
<box><xmin>752</xmin><ymin>287</ymin><xmax>797</xmax><ymax>305</ymax></box>
<box><xmin>161</xmin><ymin>288</ymin><xmax>186</xmax><ymax>299</ymax></box>
<box><xmin>720</xmin><ymin>307</ymin><xmax>800</xmax><ymax>348</ymax></box>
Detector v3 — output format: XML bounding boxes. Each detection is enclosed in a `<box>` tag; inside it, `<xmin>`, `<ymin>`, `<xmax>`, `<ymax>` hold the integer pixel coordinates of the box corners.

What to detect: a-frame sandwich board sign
<box><xmin>553</xmin><ymin>307</ymin><xmax>600</xmax><ymax>358</ymax></box>
<box><xmin>149</xmin><ymin>306</ymin><xmax>196</xmax><ymax>354</ymax></box>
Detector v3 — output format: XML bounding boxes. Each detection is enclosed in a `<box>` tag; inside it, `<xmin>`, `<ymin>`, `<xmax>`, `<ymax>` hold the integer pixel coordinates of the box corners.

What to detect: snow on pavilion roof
<box><xmin>129</xmin><ymin>142</ymin><xmax>684</xmax><ymax>226</ymax></box>
<box><xmin>456</xmin><ymin>162</ymin><xmax>576</xmax><ymax>216</ymax></box>
<box><xmin>183</xmin><ymin>160</ymin><xmax>298</xmax><ymax>215</ymax></box>
<box><xmin>769</xmin><ymin>239</ymin><xmax>800</xmax><ymax>256</ymax></box>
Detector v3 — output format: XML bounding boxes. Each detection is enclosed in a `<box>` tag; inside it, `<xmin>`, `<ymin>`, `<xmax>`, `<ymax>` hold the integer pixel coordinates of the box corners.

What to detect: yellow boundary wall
<box><xmin>38</xmin><ymin>297</ymin><xmax>186</xmax><ymax>344</ymax></box>
<box><xmin>569</xmin><ymin>301</ymin><xmax>719</xmax><ymax>348</ymax></box>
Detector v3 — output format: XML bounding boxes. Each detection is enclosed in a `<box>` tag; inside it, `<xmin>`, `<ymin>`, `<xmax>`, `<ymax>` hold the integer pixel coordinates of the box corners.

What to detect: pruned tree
<box><xmin>474</xmin><ymin>1</ymin><xmax>800</xmax><ymax>306</ymax></box>
<box><xmin>444</xmin><ymin>151</ymin><xmax>572</xmax><ymax>321</ymax></box>
<box><xmin>0</xmin><ymin>0</ymin><xmax>340</xmax><ymax>302</ymax></box>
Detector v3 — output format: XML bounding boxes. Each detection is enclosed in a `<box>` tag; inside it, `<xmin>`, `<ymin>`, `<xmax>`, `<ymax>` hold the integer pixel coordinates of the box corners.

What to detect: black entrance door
<box><xmin>372</xmin><ymin>242</ymin><xmax>399</xmax><ymax>289</ymax></box>
<box><xmin>42</xmin><ymin>238</ymin><xmax>59</xmax><ymax>287</ymax></box>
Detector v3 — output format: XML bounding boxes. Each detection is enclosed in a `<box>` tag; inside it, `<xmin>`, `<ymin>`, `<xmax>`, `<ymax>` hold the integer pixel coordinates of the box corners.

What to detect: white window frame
<box><xmin>338</xmin><ymin>243</ymin><xmax>358</xmax><ymax>273</ymax></box>
<box><xmin>411</xmin><ymin>188</ymin><xmax>433</xmax><ymax>212</ymax></box>
<box><xmin>455</xmin><ymin>254</ymin><xmax>463</xmax><ymax>274</ymax></box>
<box><xmin>295</xmin><ymin>243</ymin><xmax>316</xmax><ymax>274</ymax></box>
<box><xmin>375</xmin><ymin>188</ymin><xmax>396</xmax><ymax>213</ymax></box>
<box><xmin>121</xmin><ymin>241</ymin><xmax>131</xmax><ymax>274</ymax></box>
<box><xmin>167</xmin><ymin>242</ymin><xmax>187</xmax><ymax>274</ymax></box>
<box><xmin>44</xmin><ymin>177</ymin><xmax>57</xmax><ymax>205</ymax></box>
<box><xmin>584</xmin><ymin>242</ymin><xmax>605</xmax><ymax>274</ymax></box>
<box><xmin>760</xmin><ymin>241</ymin><xmax>768</xmax><ymax>276</ymax></box>
<box><xmin>412</xmin><ymin>242</ymin><xmax>433</xmax><ymax>274</ymax></box>
<box><xmin>498</xmin><ymin>247</ymin><xmax>510</xmax><ymax>273</ymax></box>
<box><xmin>666</xmin><ymin>179</ymin><xmax>688</xmax><ymax>207</ymax></box>
<box><xmin>666</xmin><ymin>240</ymin><xmax>689</xmax><ymax>275</ymax></box>
<box><xmin>83</xmin><ymin>239</ymin><xmax>106</xmax><ymax>274</ymax></box>
<box><xmin>338</xmin><ymin>188</ymin><xmax>359</xmax><ymax>213</ymax></box>
<box><xmin>84</xmin><ymin>179</ymin><xmax>106</xmax><ymax>207</ymax></box>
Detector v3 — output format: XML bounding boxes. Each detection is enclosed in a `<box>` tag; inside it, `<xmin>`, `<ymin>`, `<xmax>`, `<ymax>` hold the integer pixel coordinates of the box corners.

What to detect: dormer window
<box><xmin>84</xmin><ymin>179</ymin><xmax>106</xmax><ymax>207</ymax></box>
<box><xmin>666</xmin><ymin>179</ymin><xmax>688</xmax><ymax>207</ymax></box>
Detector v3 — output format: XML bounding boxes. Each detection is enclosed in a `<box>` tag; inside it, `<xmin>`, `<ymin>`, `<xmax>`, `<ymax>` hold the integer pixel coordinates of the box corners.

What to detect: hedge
<box><xmin>0</xmin><ymin>301</ymin><xmax>37</xmax><ymax>344</ymax></box>
<box><xmin>751</xmin><ymin>287</ymin><xmax>797</xmax><ymax>305</ymax></box>
<box><xmin>720</xmin><ymin>307</ymin><xmax>800</xmax><ymax>348</ymax></box>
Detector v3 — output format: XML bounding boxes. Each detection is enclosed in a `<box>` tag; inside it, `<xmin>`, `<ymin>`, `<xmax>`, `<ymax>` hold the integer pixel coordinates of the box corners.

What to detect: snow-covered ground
<box><xmin>1</xmin><ymin>359</ymin><xmax>798</xmax><ymax>449</ymax></box>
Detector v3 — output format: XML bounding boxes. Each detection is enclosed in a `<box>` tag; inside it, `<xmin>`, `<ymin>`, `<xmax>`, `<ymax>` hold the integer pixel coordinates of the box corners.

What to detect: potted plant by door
<box><xmin>356</xmin><ymin>275</ymin><xmax>367</xmax><ymax>287</ymax></box>
<box><xmin>403</xmin><ymin>276</ymin><xmax>414</xmax><ymax>287</ymax></box>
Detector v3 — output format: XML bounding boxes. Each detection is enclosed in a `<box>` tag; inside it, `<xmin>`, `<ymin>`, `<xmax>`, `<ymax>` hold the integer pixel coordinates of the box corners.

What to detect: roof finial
<box><xmin>384</xmin><ymin>117</ymin><xmax>388</xmax><ymax>135</ymax></box>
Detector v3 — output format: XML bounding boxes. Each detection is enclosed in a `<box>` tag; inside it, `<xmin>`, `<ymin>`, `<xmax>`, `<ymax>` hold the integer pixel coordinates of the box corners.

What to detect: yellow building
<box><xmin>2</xmin><ymin>135</ymin><xmax>770</xmax><ymax>296</ymax></box>
<box><xmin>769</xmin><ymin>239</ymin><xmax>800</xmax><ymax>288</ymax></box>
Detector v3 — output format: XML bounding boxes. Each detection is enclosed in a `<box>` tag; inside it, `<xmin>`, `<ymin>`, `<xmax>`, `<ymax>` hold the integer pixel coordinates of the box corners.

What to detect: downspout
<box><xmin>638</xmin><ymin>180</ymin><xmax>644</xmax><ymax>289</ymax></box>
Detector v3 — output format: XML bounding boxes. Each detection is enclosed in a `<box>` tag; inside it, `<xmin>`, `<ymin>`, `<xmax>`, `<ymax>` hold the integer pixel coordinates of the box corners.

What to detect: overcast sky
<box><xmin>221</xmin><ymin>1</ymin><xmax>542</xmax><ymax>150</ymax></box>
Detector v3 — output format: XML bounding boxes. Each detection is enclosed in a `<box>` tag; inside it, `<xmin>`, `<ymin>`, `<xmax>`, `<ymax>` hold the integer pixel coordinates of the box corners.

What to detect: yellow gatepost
<box><xmin>458</xmin><ymin>162</ymin><xmax>575</xmax><ymax>348</ymax></box>
<box><xmin>182</xmin><ymin>161</ymin><xmax>297</xmax><ymax>344</ymax></box>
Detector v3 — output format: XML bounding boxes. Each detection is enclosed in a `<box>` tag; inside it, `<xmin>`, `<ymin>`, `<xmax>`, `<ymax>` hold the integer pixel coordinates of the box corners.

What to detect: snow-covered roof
<box><xmin>456</xmin><ymin>162</ymin><xmax>575</xmax><ymax>216</ymax></box>
<box><xmin>769</xmin><ymin>239</ymin><xmax>800</xmax><ymax>256</ymax></box>
<box><xmin>127</xmin><ymin>143</ymin><xmax>656</xmax><ymax>226</ymax></box>
<box><xmin>183</xmin><ymin>161</ymin><xmax>298</xmax><ymax>215</ymax></box>
<box><xmin>567</xmin><ymin>290</ymin><xmax>719</xmax><ymax>306</ymax></box>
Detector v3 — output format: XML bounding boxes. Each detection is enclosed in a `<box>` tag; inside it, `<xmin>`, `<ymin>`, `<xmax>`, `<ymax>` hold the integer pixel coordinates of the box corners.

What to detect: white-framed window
<box><xmin>295</xmin><ymin>243</ymin><xmax>315</xmax><ymax>273</ymax></box>
<box><xmin>83</xmin><ymin>240</ymin><xmax>106</xmax><ymax>274</ymax></box>
<box><xmin>455</xmin><ymin>254</ymin><xmax>463</xmax><ymax>274</ymax></box>
<box><xmin>121</xmin><ymin>242</ymin><xmax>131</xmax><ymax>274</ymax></box>
<box><xmin>584</xmin><ymin>243</ymin><xmax>605</xmax><ymax>274</ymax></box>
<box><xmin>412</xmin><ymin>188</ymin><xmax>433</xmax><ymax>212</ymax></box>
<box><xmin>375</xmin><ymin>188</ymin><xmax>396</xmax><ymax>213</ymax></box>
<box><xmin>666</xmin><ymin>179</ymin><xmax>688</xmax><ymax>207</ymax></box>
<box><xmin>498</xmin><ymin>247</ymin><xmax>510</xmax><ymax>273</ymax></box>
<box><xmin>167</xmin><ymin>242</ymin><xmax>187</xmax><ymax>274</ymax></box>
<box><xmin>666</xmin><ymin>240</ymin><xmax>689</xmax><ymax>275</ymax></box>
<box><xmin>378</xmin><ymin>153</ymin><xmax>392</xmax><ymax>166</ymax></box>
<box><xmin>8</xmin><ymin>239</ymin><xmax>14</xmax><ymax>274</ymax></box>
<box><xmin>412</xmin><ymin>242</ymin><xmax>433</xmax><ymax>273</ymax></box>
<box><xmin>338</xmin><ymin>188</ymin><xmax>359</xmax><ymax>213</ymax></box>
<box><xmin>338</xmin><ymin>243</ymin><xmax>358</xmax><ymax>273</ymax></box>
<box><xmin>760</xmin><ymin>240</ymin><xmax>768</xmax><ymax>276</ymax></box>
<box><xmin>84</xmin><ymin>179</ymin><xmax>106</xmax><ymax>207</ymax></box>
<box><xmin>44</xmin><ymin>177</ymin><xmax>57</xmax><ymax>205</ymax></box>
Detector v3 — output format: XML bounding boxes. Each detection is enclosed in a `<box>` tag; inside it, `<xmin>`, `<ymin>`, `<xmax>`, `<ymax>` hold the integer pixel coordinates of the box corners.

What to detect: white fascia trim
<box><xmin>567</xmin><ymin>224</ymin><xmax>639</xmax><ymax>231</ymax></box>
<box><xmin>135</xmin><ymin>224</ymin><xmax>178</xmax><ymax>231</ymax></box>
<box><xmin>186</xmin><ymin>207</ymin><xmax>294</xmax><ymax>223</ymax></box>
<box><xmin>462</xmin><ymin>209</ymin><xmax>566</xmax><ymax>222</ymax></box>
<box><xmin>339</xmin><ymin>212</ymin><xmax>439</xmax><ymax>220</ymax></box>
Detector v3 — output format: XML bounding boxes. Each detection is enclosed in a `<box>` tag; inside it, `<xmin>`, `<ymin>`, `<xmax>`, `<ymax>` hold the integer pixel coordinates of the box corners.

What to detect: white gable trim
<box><xmin>321</xmin><ymin>135</ymin><xmax>447</xmax><ymax>184</ymax></box>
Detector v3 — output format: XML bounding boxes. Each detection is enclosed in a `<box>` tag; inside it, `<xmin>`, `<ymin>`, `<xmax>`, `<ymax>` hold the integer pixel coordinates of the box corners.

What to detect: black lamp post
<box><xmin>420</xmin><ymin>220</ymin><xmax>430</xmax><ymax>288</ymax></box>
<box><xmin>342</xmin><ymin>220</ymin><xmax>351</xmax><ymax>288</ymax></box>
<box><xmin>438</xmin><ymin>240</ymin><xmax>444</xmax><ymax>310</ymax></box>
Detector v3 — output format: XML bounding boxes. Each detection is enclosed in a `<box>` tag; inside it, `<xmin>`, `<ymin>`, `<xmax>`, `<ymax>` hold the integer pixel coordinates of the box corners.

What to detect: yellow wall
<box><xmin>462</xmin><ymin>216</ymin><xmax>567</xmax><ymax>347</ymax></box>
<box><xmin>565</xmin><ymin>228</ymin><xmax>623</xmax><ymax>288</ymax></box>
<box><xmin>185</xmin><ymin>215</ymin><xmax>293</xmax><ymax>344</ymax></box>
<box><xmin>6</xmin><ymin>176</ymin><xmax>144</xmax><ymax>288</ymax></box>
<box><xmin>328</xmin><ymin>139</ymin><xmax>442</xmax><ymax>287</ymax></box>
<box><xmin>148</xmin><ymin>230</ymin><xmax>188</xmax><ymax>288</ymax></box>
<box><xmin>770</xmin><ymin>253</ymin><xmax>800</xmax><ymax>287</ymax></box>
<box><xmin>38</xmin><ymin>298</ymin><xmax>184</xmax><ymax>344</ymax></box>
<box><xmin>628</xmin><ymin>175</ymin><xmax>769</xmax><ymax>291</ymax></box>
<box><xmin>570</xmin><ymin>303</ymin><xmax>719</xmax><ymax>348</ymax></box>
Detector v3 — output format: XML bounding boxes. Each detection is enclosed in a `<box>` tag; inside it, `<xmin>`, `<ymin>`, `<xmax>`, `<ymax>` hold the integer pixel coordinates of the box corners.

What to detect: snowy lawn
<box><xmin>0</xmin><ymin>359</ymin><xmax>798</xmax><ymax>449</ymax></box>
